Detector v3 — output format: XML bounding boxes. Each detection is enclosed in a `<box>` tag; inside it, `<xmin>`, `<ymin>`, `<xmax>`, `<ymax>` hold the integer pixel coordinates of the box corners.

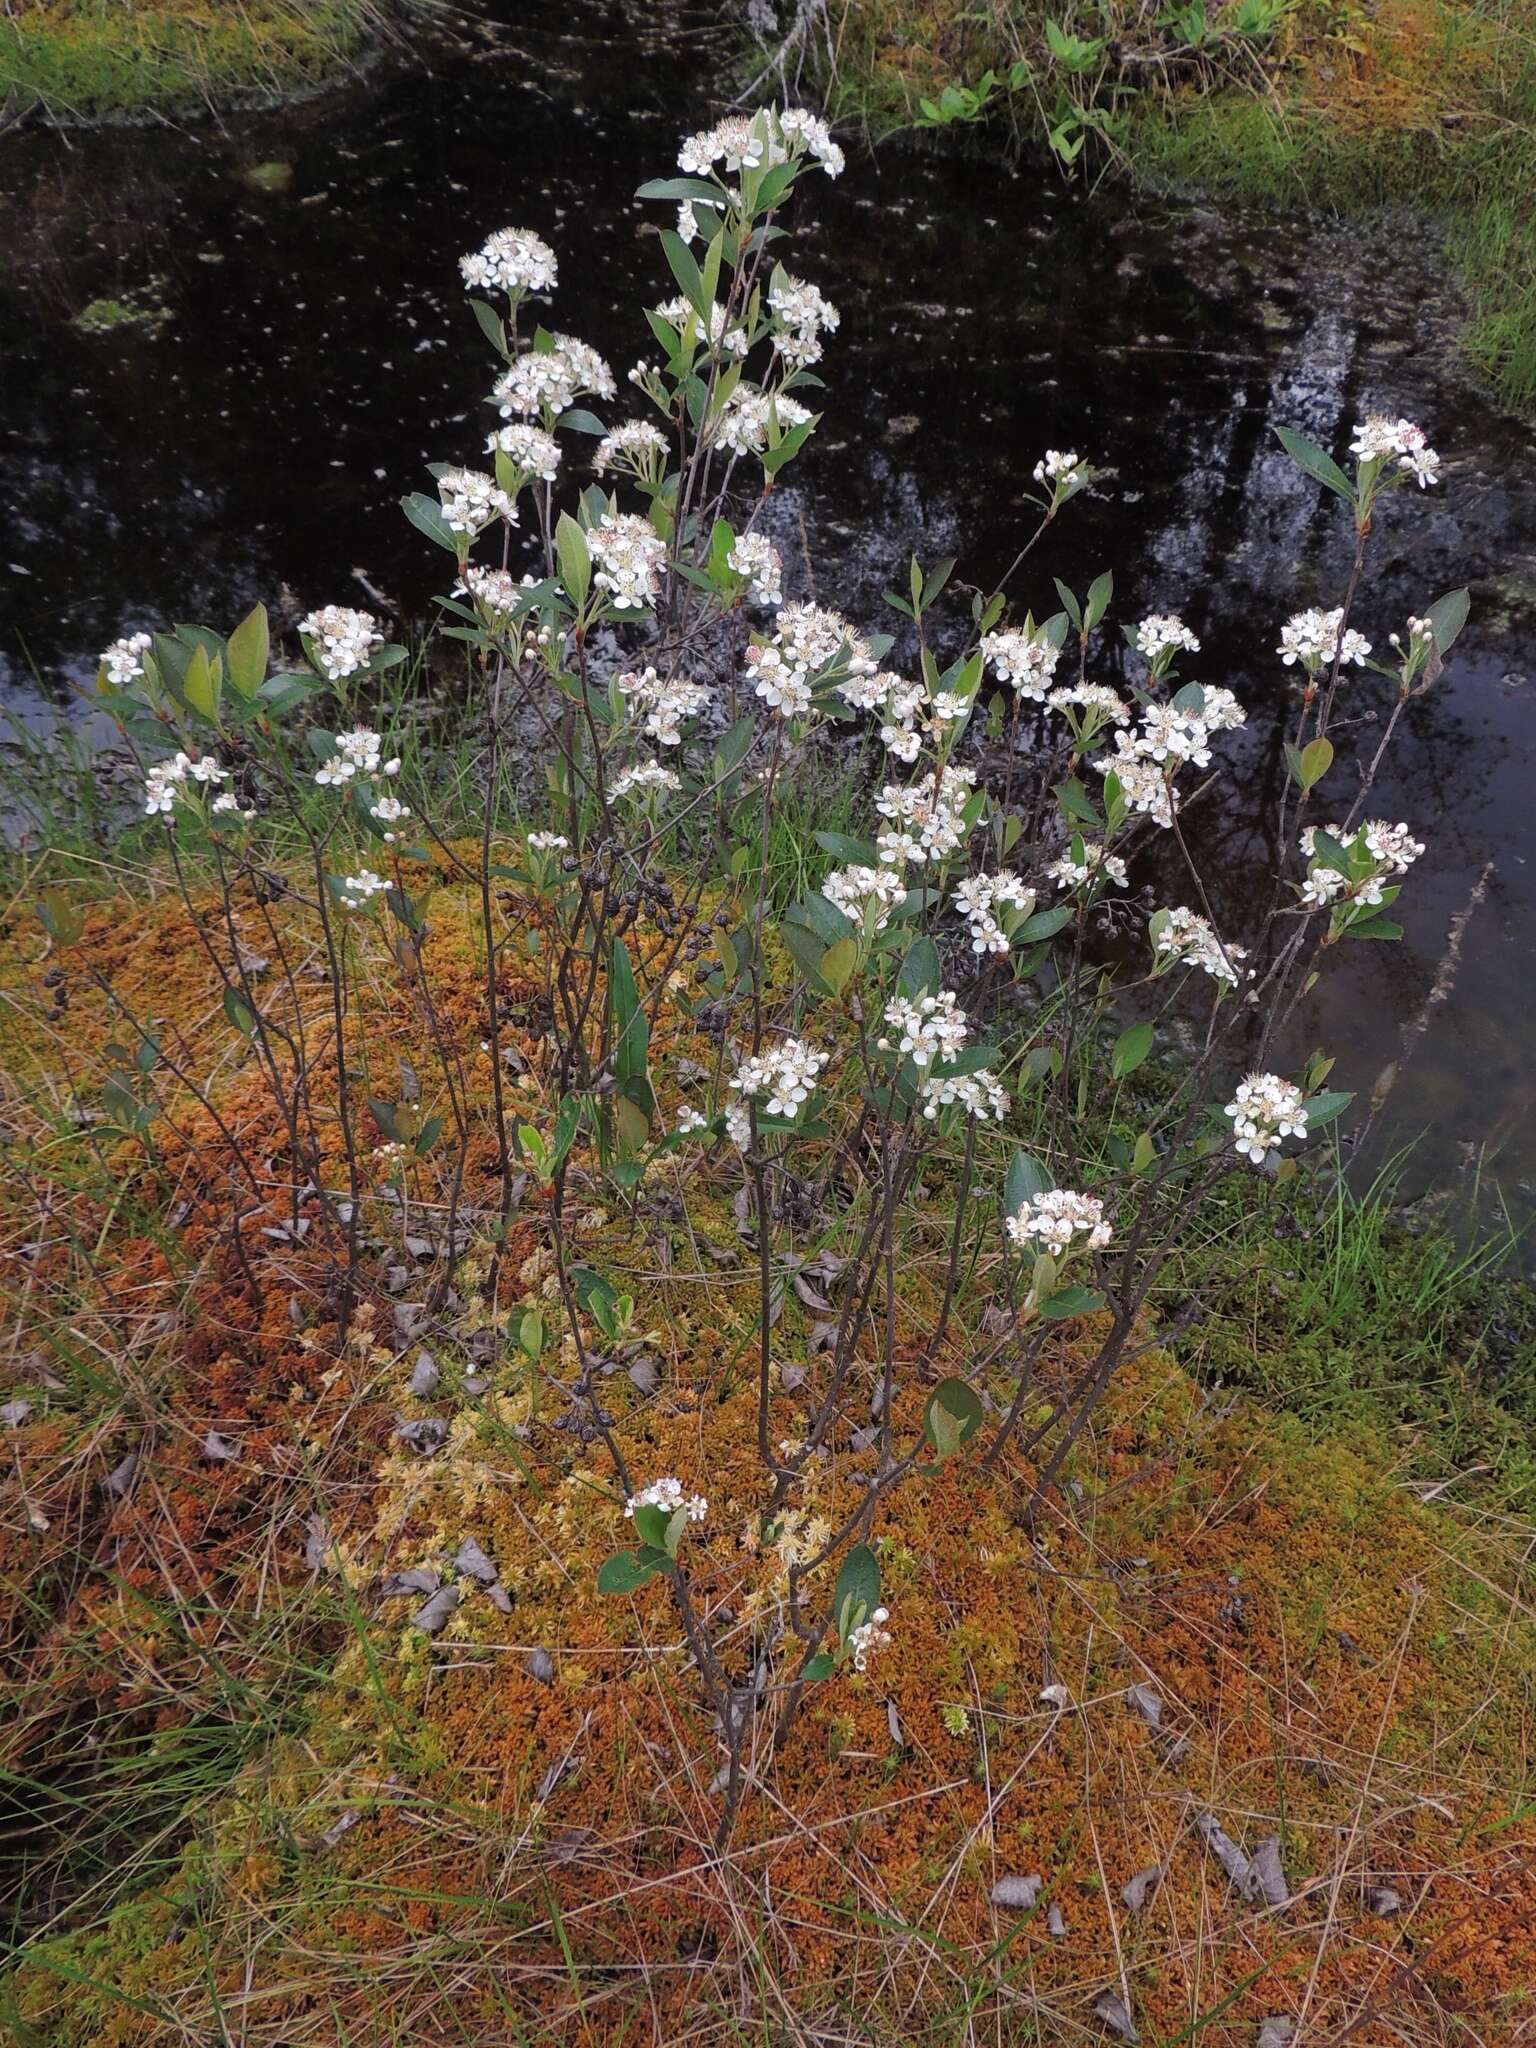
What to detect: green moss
<box><xmin>0</xmin><ymin>0</ymin><xmax>385</xmax><ymax>121</ymax></box>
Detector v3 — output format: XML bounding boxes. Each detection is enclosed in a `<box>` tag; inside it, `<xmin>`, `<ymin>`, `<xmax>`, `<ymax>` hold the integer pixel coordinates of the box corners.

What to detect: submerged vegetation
<box><xmin>2</xmin><ymin>98</ymin><xmax>1534</xmax><ymax>2045</ymax></box>
<box><xmin>794</xmin><ymin>0</ymin><xmax>1536</xmax><ymax>411</ymax></box>
<box><xmin>0</xmin><ymin>0</ymin><xmax>394</xmax><ymax>120</ymax></box>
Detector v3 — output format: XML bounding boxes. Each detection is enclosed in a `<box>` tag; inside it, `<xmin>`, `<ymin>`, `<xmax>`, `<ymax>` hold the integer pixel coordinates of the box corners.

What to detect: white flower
<box><xmin>767</xmin><ymin>274</ymin><xmax>839</xmax><ymax>368</ymax></box>
<box><xmin>299</xmin><ymin>606</ymin><xmax>383</xmax><ymax>682</ymax></box>
<box><xmin>1093</xmin><ymin>733</ymin><xmax>1174</xmax><ymax>828</ymax></box>
<box><xmin>594</xmin><ymin>419</ymin><xmax>670</xmax><ymax>478</ymax></box>
<box><xmin>458</xmin><ymin>564</ymin><xmax>528</xmax><ymax>624</ymax></box>
<box><xmin>1006</xmin><ymin>1189</ymin><xmax>1111</xmax><ymax>1254</ymax></box>
<box><xmin>210</xmin><ymin>791</ymin><xmax>253</xmax><ymax>820</ymax></box>
<box><xmin>726</xmin><ymin>1037</ymin><xmax>830</xmax><ymax>1145</ymax></box>
<box><xmin>879</xmin><ymin>990</ymin><xmax>969</xmax><ymax>1068</ymax></box>
<box><xmin>1299</xmin><ymin>819</ymin><xmax>1424</xmax><ymax>907</ymax></box>
<box><xmin>101</xmin><ymin>632</ymin><xmax>152</xmax><ymax>687</ymax></box>
<box><xmin>1134</xmin><ymin>613</ymin><xmax>1200</xmax><ymax>665</ymax></box>
<box><xmin>370</xmin><ymin>794</ymin><xmax>412</xmax><ymax>841</ymax></box>
<box><xmin>1277</xmin><ymin>606</ymin><xmax>1371</xmax><ymax>671</ymax></box>
<box><xmin>1350</xmin><ymin>413</ymin><xmax>1440</xmax><ymax>487</ymax></box>
<box><xmin>874</xmin><ymin>767</ymin><xmax>979</xmax><ymax>865</ymax></box>
<box><xmin>713</xmin><ymin>388</ymin><xmax>812</xmax><ymax>459</ymax></box>
<box><xmin>1153</xmin><ymin>905</ymin><xmax>1245</xmax><ymax>987</ymax></box>
<box><xmin>1046</xmin><ymin>840</ymin><xmax>1127</xmax><ymax>891</ymax></box>
<box><xmin>676</xmin><ymin>201</ymin><xmax>701</xmax><ymax>242</ymax></box>
<box><xmin>745</xmin><ymin>601</ymin><xmax>873</xmax><ymax>718</ymax></box>
<box><xmin>1224</xmin><ymin>1073</ymin><xmax>1308</xmax><ymax>1164</ymax></box>
<box><xmin>314</xmin><ymin>726</ymin><xmax>396</xmax><ymax>788</ymax></box>
<box><xmin>588</xmin><ymin>512</ymin><xmax>666</xmax><ymax>610</ymax></box>
<box><xmin>438</xmin><ymin>466</ymin><xmax>517</xmax><ymax>535</ymax></box>
<box><xmin>459</xmin><ymin>226</ymin><xmax>558</xmax><ymax>299</ymax></box>
<box><xmin>982</xmin><ymin>626</ymin><xmax>1060</xmax><ymax>701</ymax></box>
<box><xmin>485</xmin><ymin>422</ymin><xmax>561</xmax><ymax>482</ymax></box>
<box><xmin>822</xmin><ymin>862</ymin><xmax>907</xmax><ymax>933</ymax></box>
<box><xmin>1047</xmin><ymin>683</ymin><xmax>1129</xmax><ymax>730</ymax></box>
<box><xmin>728</xmin><ymin>531</ymin><xmax>783</xmax><ymax>608</ymax></box>
<box><xmin>656</xmin><ymin>294</ymin><xmax>750</xmax><ymax>359</ymax></box>
<box><xmin>676</xmin><ymin>107</ymin><xmax>843</xmax><ymax>183</ymax></box>
<box><xmin>847</xmin><ymin>1605</ymin><xmax>892</xmax><ymax>1672</ymax></box>
<box><xmin>527</xmin><ymin>831</ymin><xmax>569</xmax><ymax>854</ymax></box>
<box><xmin>144</xmin><ymin>751</ymin><xmax>229</xmax><ymax>817</ymax></box>
<box><xmin>625</xmin><ymin>1475</ymin><xmax>708</xmax><ymax>1522</ymax></box>
<box><xmin>776</xmin><ymin>106</ymin><xmax>846</xmax><ymax>176</ymax></box>
<box><xmin>675</xmin><ymin>1104</ymin><xmax>708</xmax><ymax>1136</ymax></box>
<box><xmin>337</xmin><ymin>869</ymin><xmax>388</xmax><ymax>910</ymax></box>
<box><xmin>617</xmin><ymin>665</ymin><xmax>709</xmax><ymax>746</ymax></box>
<box><xmin>610</xmin><ymin>760</ymin><xmax>682</xmax><ymax>800</ymax></box>
<box><xmin>953</xmin><ymin>869</ymin><xmax>1034</xmax><ymax>953</ymax></box>
<box><xmin>1033</xmin><ymin>448</ymin><xmax>1088</xmax><ymax>488</ymax></box>
<box><xmin>919</xmin><ymin>1068</ymin><xmax>1009</xmax><ymax>1122</ymax></box>
<box><xmin>1362</xmin><ymin>818</ymin><xmax>1425</xmax><ymax>870</ymax></box>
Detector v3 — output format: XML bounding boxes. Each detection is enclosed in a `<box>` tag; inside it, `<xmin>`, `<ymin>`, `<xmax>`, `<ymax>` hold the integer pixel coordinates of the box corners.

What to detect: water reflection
<box><xmin>0</xmin><ymin>0</ymin><xmax>1531</xmax><ymax>1218</ymax></box>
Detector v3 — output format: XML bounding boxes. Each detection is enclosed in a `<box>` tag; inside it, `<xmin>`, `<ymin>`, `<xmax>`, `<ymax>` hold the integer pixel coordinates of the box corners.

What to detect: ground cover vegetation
<box><xmin>2</xmin><ymin>103</ymin><xmax>1534</xmax><ymax>2045</ymax></box>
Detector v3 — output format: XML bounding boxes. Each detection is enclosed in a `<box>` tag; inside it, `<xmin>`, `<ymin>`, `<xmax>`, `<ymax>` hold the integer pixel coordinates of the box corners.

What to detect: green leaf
<box><xmin>1132</xmin><ymin>1131</ymin><xmax>1156</xmax><ymax>1176</ymax></box>
<box><xmin>1039</xmin><ymin>1285</ymin><xmax>1106</xmax><ymax>1320</ymax></box>
<box><xmin>610</xmin><ymin>938</ymin><xmax>648</xmax><ymax>1084</ymax></box>
<box><xmin>1345</xmin><ymin>916</ymin><xmax>1402</xmax><ymax>941</ymax></box>
<box><xmin>1304</xmin><ymin>1089</ymin><xmax>1354</xmax><ymax>1127</ymax></box>
<box><xmin>897</xmin><ymin>936</ymin><xmax>942</xmax><ymax>1001</ymax></box>
<box><xmin>820</xmin><ymin>935</ymin><xmax>859</xmax><ymax>995</ymax></box>
<box><xmin>1298</xmin><ymin>736</ymin><xmax>1334</xmax><ymax>790</ymax></box>
<box><xmin>1017</xmin><ymin>905</ymin><xmax>1072</xmax><ymax>943</ymax></box>
<box><xmin>631</xmin><ymin>1502</ymin><xmax>672</xmax><ymax>1552</ymax></box>
<box><xmin>1004</xmin><ymin>1150</ymin><xmax>1051</xmax><ymax>1214</ymax></box>
<box><xmin>923</xmin><ymin>1377</ymin><xmax>984</xmax><ymax>1457</ymax></box>
<box><xmin>661</xmin><ymin>229</ymin><xmax>710</xmax><ymax>321</ymax></box>
<box><xmin>1274</xmin><ymin>425</ymin><xmax>1355</xmax><ymax>504</ymax></box>
<box><xmin>803</xmin><ymin>1653</ymin><xmax>836</xmax><ymax>1682</ymax></box>
<box><xmin>467</xmin><ymin>296</ymin><xmax>508</xmax><ymax>358</ymax></box>
<box><xmin>834</xmin><ymin>1544</ymin><xmax>881</xmax><ymax>1639</ymax></box>
<box><xmin>814</xmin><ymin>830</ymin><xmax>880</xmax><ymax>865</ymax></box>
<box><xmin>1111</xmin><ymin>1021</ymin><xmax>1153</xmax><ymax>1080</ymax></box>
<box><xmin>597</xmin><ymin>1550</ymin><xmax>665</xmax><ymax>1595</ymax></box>
<box><xmin>401</xmin><ymin>492</ymin><xmax>459</xmax><ymax>554</ymax></box>
<box><xmin>1425</xmin><ymin>587</ymin><xmax>1470</xmax><ymax>654</ymax></box>
<box><xmin>634</xmin><ymin>176</ymin><xmax>726</xmax><ymax>205</ymax></box>
<box><xmin>557</xmin><ymin>407</ymin><xmax>608</xmax><ymax>436</ymax></box>
<box><xmin>223</xmin><ymin>987</ymin><xmax>256</xmax><ymax>1035</ymax></box>
<box><xmin>556</xmin><ymin>513</ymin><xmax>591</xmax><ymax>608</ymax></box>
<box><xmin>225</xmin><ymin>604</ymin><xmax>269</xmax><ymax>699</ymax></box>
<box><xmin>1085</xmin><ymin>569</ymin><xmax>1113</xmax><ymax>631</ymax></box>
<box><xmin>181</xmin><ymin>643</ymin><xmax>219</xmax><ymax>722</ymax></box>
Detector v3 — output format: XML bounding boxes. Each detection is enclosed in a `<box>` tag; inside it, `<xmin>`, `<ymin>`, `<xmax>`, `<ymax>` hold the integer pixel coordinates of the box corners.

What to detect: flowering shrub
<box><xmin>68</xmin><ymin>103</ymin><xmax>1471</xmax><ymax>1839</ymax></box>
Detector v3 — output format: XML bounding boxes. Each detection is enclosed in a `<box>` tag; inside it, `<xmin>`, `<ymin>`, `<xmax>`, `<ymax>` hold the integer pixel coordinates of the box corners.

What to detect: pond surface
<box><xmin>2</xmin><ymin>0</ymin><xmax>1533</xmax><ymax>1231</ymax></box>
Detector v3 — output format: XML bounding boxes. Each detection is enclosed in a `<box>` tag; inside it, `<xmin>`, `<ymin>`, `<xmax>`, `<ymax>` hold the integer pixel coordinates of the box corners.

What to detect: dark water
<box><xmin>2</xmin><ymin>0</ymin><xmax>1533</xmax><ymax>1228</ymax></box>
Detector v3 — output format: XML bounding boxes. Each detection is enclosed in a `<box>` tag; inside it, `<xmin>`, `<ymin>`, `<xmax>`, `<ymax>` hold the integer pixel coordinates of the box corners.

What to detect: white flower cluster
<box><xmin>527</xmin><ymin>830</ymin><xmax>569</xmax><ymax>854</ymax></box>
<box><xmin>655</xmin><ymin>294</ymin><xmax>749</xmax><ymax>358</ymax></box>
<box><xmin>847</xmin><ymin>1606</ymin><xmax>892</xmax><ymax>1672</ymax></box>
<box><xmin>728</xmin><ymin>531</ymin><xmax>783</xmax><ymax>607</ymax></box>
<box><xmin>767</xmin><ymin>274</ymin><xmax>839</xmax><ymax>368</ymax></box>
<box><xmin>746</xmin><ymin>601</ymin><xmax>873</xmax><ymax>719</ymax></box>
<box><xmin>982</xmin><ymin>625</ymin><xmax>1061</xmax><ymax>701</ymax></box>
<box><xmin>617</xmin><ymin>665</ymin><xmax>709</xmax><ymax>746</ymax></box>
<box><xmin>314</xmin><ymin>727</ymin><xmax>400</xmax><ymax>789</ymax></box>
<box><xmin>953</xmin><ymin>869</ymin><xmax>1034</xmax><ymax>954</ymax></box>
<box><xmin>101</xmin><ymin>632</ymin><xmax>152</xmax><ymax>686</ymax></box>
<box><xmin>918</xmin><ymin>1069</ymin><xmax>1010</xmax><ymax>1122</ymax></box>
<box><xmin>625</xmin><ymin>1475</ymin><xmax>708</xmax><ymax>1523</ymax></box>
<box><xmin>675</xmin><ymin>1104</ymin><xmax>709</xmax><ymax>1135</ymax></box>
<box><xmin>1153</xmin><ymin>905</ymin><xmax>1245</xmax><ymax>987</ymax></box>
<box><xmin>493</xmin><ymin>336</ymin><xmax>615</xmax><ymax>418</ymax></box>
<box><xmin>1006</xmin><ymin>1189</ymin><xmax>1112</xmax><ymax>1254</ymax></box>
<box><xmin>677</xmin><ymin>106</ymin><xmax>844</xmax><ymax>181</ymax></box>
<box><xmin>144</xmin><ymin>751</ymin><xmax>228</xmax><ymax>818</ymax></box>
<box><xmin>1225</xmin><ymin>1073</ymin><xmax>1308</xmax><ymax>1164</ymax></box>
<box><xmin>1093</xmin><ymin>734</ymin><xmax>1174</xmax><ymax>827</ymax></box>
<box><xmin>459</xmin><ymin>226</ymin><xmax>557</xmax><ymax>299</ymax></box>
<box><xmin>822</xmin><ymin>862</ymin><xmax>907</xmax><ymax>933</ymax></box>
<box><xmin>1136</xmin><ymin>687</ymin><xmax>1246</xmax><ymax>768</ymax></box>
<box><xmin>589</xmin><ymin>512</ymin><xmax>666</xmax><ymax>610</ymax></box>
<box><xmin>438</xmin><ymin>466</ymin><xmax>516</xmax><ymax>535</ymax></box>
<box><xmin>370</xmin><ymin>794</ymin><xmax>411</xmax><ymax>841</ymax></box>
<box><xmin>1048</xmin><ymin>682</ymin><xmax>1129</xmax><ymax>732</ymax></box>
<box><xmin>458</xmin><ymin>564</ymin><xmax>547</xmax><ymax>634</ymax></box>
<box><xmin>337</xmin><ymin>869</ymin><xmax>388</xmax><ymax>910</ymax></box>
<box><xmin>874</xmin><ymin>767</ymin><xmax>979</xmax><ymax>866</ymax></box>
<box><xmin>486</xmin><ymin>422</ymin><xmax>561</xmax><ymax>482</ymax></box>
<box><xmin>299</xmin><ymin>606</ymin><xmax>383</xmax><ymax>681</ymax></box>
<box><xmin>714</xmin><ymin>388</ymin><xmax>813</xmax><ymax>459</ymax></box>
<box><xmin>1299</xmin><ymin>819</ymin><xmax>1424</xmax><ymax>907</ymax></box>
<box><xmin>1350</xmin><ymin>414</ymin><xmax>1441</xmax><ymax>489</ymax></box>
<box><xmin>594</xmin><ymin>420</ymin><xmax>669</xmax><ymax>478</ymax></box>
<box><xmin>1277</xmin><ymin>606</ymin><xmax>1371</xmax><ymax>671</ymax></box>
<box><xmin>1046</xmin><ymin>840</ymin><xmax>1127</xmax><ymax>891</ymax></box>
<box><xmin>879</xmin><ymin>990</ymin><xmax>969</xmax><ymax>1068</ymax></box>
<box><xmin>726</xmin><ymin>1037</ymin><xmax>829</xmax><ymax>1146</ymax></box>
<box><xmin>610</xmin><ymin>760</ymin><xmax>681</xmax><ymax>800</ymax></box>
<box><xmin>1134</xmin><ymin>613</ymin><xmax>1201</xmax><ymax>665</ymax></box>
<box><xmin>1034</xmin><ymin>448</ymin><xmax>1088</xmax><ymax>487</ymax></box>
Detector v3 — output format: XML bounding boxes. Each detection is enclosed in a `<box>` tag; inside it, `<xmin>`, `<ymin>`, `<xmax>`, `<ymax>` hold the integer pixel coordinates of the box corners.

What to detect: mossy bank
<box><xmin>804</xmin><ymin>0</ymin><xmax>1536</xmax><ymax>413</ymax></box>
<box><xmin>0</xmin><ymin>0</ymin><xmax>395</xmax><ymax>121</ymax></box>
